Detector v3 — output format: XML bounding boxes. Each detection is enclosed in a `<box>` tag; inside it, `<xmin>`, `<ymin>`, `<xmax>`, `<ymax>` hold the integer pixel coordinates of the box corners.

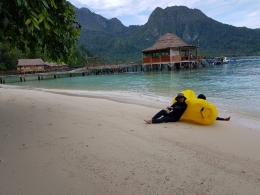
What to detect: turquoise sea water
<box><xmin>1</xmin><ymin>56</ymin><xmax>260</xmax><ymax>129</ymax></box>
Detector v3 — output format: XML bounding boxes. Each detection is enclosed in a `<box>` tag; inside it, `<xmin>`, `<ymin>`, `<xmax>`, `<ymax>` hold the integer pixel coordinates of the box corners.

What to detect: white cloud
<box><xmin>69</xmin><ymin>0</ymin><xmax>260</xmax><ymax>29</ymax></box>
<box><xmin>233</xmin><ymin>10</ymin><xmax>260</xmax><ymax>28</ymax></box>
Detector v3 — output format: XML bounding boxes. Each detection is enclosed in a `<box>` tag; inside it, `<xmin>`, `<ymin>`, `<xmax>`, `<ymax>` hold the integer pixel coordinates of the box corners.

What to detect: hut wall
<box><xmin>143</xmin><ymin>58</ymin><xmax>151</xmax><ymax>63</ymax></box>
<box><xmin>151</xmin><ymin>57</ymin><xmax>161</xmax><ymax>63</ymax></box>
<box><xmin>161</xmin><ymin>56</ymin><xmax>170</xmax><ymax>62</ymax></box>
<box><xmin>17</xmin><ymin>65</ymin><xmax>44</xmax><ymax>73</ymax></box>
<box><xmin>172</xmin><ymin>56</ymin><xmax>181</xmax><ymax>61</ymax></box>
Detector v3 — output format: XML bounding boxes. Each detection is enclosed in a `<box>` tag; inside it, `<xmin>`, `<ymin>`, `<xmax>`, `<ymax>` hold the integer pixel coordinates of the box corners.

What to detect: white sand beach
<box><xmin>1</xmin><ymin>88</ymin><xmax>260</xmax><ymax>195</ymax></box>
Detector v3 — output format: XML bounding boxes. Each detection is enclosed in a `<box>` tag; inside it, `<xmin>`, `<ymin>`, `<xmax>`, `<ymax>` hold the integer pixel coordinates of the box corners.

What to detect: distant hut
<box><xmin>61</xmin><ymin>62</ymin><xmax>68</xmax><ymax>69</ymax></box>
<box><xmin>48</xmin><ymin>62</ymin><xmax>58</xmax><ymax>71</ymax></box>
<box><xmin>44</xmin><ymin>61</ymin><xmax>51</xmax><ymax>71</ymax></box>
<box><xmin>47</xmin><ymin>62</ymin><xmax>68</xmax><ymax>71</ymax></box>
<box><xmin>142</xmin><ymin>32</ymin><xmax>199</xmax><ymax>68</ymax></box>
<box><xmin>17</xmin><ymin>58</ymin><xmax>46</xmax><ymax>73</ymax></box>
<box><xmin>17</xmin><ymin>59</ymin><xmax>68</xmax><ymax>73</ymax></box>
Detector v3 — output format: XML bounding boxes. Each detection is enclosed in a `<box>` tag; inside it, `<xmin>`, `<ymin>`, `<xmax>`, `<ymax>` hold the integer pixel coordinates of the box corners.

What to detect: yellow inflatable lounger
<box><xmin>172</xmin><ymin>89</ymin><xmax>218</xmax><ymax>125</ymax></box>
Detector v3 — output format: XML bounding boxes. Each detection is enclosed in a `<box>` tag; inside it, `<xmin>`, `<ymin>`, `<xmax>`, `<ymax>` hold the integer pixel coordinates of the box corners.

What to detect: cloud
<box><xmin>69</xmin><ymin>0</ymin><xmax>260</xmax><ymax>29</ymax></box>
<box><xmin>233</xmin><ymin>10</ymin><xmax>260</xmax><ymax>28</ymax></box>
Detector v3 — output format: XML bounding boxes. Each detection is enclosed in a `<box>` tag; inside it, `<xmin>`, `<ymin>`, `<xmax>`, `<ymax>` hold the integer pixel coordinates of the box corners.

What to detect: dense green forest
<box><xmin>77</xmin><ymin>6</ymin><xmax>260</xmax><ymax>64</ymax></box>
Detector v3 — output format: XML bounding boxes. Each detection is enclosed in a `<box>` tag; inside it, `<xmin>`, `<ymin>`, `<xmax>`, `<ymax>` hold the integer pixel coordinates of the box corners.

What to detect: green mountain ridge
<box><xmin>76</xmin><ymin>6</ymin><xmax>260</xmax><ymax>63</ymax></box>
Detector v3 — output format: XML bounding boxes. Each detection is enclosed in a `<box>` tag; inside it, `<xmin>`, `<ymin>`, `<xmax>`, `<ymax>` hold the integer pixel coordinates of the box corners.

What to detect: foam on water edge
<box><xmin>1</xmin><ymin>84</ymin><xmax>259</xmax><ymax>131</ymax></box>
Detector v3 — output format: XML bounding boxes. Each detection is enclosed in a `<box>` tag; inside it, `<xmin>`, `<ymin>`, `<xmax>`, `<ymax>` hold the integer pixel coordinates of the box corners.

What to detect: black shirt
<box><xmin>169</xmin><ymin>101</ymin><xmax>187</xmax><ymax>120</ymax></box>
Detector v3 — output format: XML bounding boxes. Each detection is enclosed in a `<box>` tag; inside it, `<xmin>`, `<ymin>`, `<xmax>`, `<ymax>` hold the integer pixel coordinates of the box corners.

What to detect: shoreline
<box><xmin>1</xmin><ymin>87</ymin><xmax>260</xmax><ymax>194</ymax></box>
<box><xmin>1</xmin><ymin>84</ymin><xmax>260</xmax><ymax>130</ymax></box>
<box><xmin>50</xmin><ymin>91</ymin><xmax>260</xmax><ymax>130</ymax></box>
<box><xmin>6</xmin><ymin>86</ymin><xmax>260</xmax><ymax>130</ymax></box>
<box><xmin>1</xmin><ymin>84</ymin><xmax>259</xmax><ymax>130</ymax></box>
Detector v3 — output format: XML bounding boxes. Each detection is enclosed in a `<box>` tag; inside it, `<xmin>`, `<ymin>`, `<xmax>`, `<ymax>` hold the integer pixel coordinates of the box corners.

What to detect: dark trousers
<box><xmin>152</xmin><ymin>110</ymin><xmax>179</xmax><ymax>124</ymax></box>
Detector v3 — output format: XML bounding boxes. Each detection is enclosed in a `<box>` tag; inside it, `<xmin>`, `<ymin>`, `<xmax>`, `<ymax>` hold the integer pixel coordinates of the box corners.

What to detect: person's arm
<box><xmin>166</xmin><ymin>103</ymin><xmax>176</xmax><ymax>110</ymax></box>
<box><xmin>166</xmin><ymin>106</ymin><xmax>173</xmax><ymax>110</ymax></box>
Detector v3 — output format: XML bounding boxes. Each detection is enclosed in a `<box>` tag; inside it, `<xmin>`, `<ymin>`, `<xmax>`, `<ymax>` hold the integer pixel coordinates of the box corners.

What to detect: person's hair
<box><xmin>197</xmin><ymin>94</ymin><xmax>206</xmax><ymax>100</ymax></box>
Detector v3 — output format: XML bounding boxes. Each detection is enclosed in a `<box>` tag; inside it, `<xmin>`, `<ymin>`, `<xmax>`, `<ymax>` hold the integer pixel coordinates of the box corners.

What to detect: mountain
<box><xmin>75</xmin><ymin>6</ymin><xmax>260</xmax><ymax>63</ymax></box>
<box><xmin>76</xmin><ymin>8</ymin><xmax>126</xmax><ymax>33</ymax></box>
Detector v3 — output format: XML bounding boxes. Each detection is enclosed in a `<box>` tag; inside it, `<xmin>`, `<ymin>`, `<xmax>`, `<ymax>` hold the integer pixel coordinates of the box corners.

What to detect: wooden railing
<box><xmin>143</xmin><ymin>55</ymin><xmax>182</xmax><ymax>63</ymax></box>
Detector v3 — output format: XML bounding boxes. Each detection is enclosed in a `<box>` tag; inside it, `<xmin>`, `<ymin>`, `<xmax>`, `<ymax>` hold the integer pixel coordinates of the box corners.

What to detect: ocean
<box><xmin>1</xmin><ymin>56</ymin><xmax>260</xmax><ymax>129</ymax></box>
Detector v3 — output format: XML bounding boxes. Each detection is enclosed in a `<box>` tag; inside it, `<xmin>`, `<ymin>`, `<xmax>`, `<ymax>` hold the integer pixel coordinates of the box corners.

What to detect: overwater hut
<box><xmin>17</xmin><ymin>58</ymin><xmax>46</xmax><ymax>73</ymax></box>
<box><xmin>17</xmin><ymin>59</ymin><xmax>68</xmax><ymax>73</ymax></box>
<box><xmin>142</xmin><ymin>33</ymin><xmax>200</xmax><ymax>69</ymax></box>
<box><xmin>45</xmin><ymin>62</ymin><xmax>68</xmax><ymax>71</ymax></box>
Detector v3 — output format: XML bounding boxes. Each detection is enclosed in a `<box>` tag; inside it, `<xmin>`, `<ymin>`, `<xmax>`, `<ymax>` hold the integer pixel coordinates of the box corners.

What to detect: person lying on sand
<box><xmin>144</xmin><ymin>93</ymin><xmax>187</xmax><ymax>124</ymax></box>
<box><xmin>197</xmin><ymin>94</ymin><xmax>231</xmax><ymax>121</ymax></box>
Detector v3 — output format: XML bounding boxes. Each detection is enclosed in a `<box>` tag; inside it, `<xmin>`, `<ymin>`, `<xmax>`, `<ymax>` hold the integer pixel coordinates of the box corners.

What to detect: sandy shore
<box><xmin>1</xmin><ymin>88</ymin><xmax>260</xmax><ymax>195</ymax></box>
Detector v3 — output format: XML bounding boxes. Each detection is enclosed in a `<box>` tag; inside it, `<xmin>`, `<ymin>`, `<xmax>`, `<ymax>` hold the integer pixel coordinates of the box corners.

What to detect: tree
<box><xmin>0</xmin><ymin>42</ymin><xmax>26</xmax><ymax>70</ymax></box>
<box><xmin>0</xmin><ymin>0</ymin><xmax>81</xmax><ymax>63</ymax></box>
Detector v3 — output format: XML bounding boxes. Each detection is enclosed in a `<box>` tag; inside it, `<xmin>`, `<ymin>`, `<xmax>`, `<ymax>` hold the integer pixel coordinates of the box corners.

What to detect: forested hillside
<box><xmin>77</xmin><ymin>6</ymin><xmax>260</xmax><ymax>63</ymax></box>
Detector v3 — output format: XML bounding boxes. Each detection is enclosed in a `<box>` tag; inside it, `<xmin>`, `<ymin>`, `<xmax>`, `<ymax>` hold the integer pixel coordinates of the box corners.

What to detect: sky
<box><xmin>68</xmin><ymin>0</ymin><xmax>260</xmax><ymax>29</ymax></box>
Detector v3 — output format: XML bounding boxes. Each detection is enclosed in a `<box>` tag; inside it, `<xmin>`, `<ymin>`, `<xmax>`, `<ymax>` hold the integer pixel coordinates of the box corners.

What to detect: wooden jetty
<box><xmin>0</xmin><ymin>60</ymin><xmax>206</xmax><ymax>84</ymax></box>
<box><xmin>0</xmin><ymin>64</ymin><xmax>140</xmax><ymax>83</ymax></box>
<box><xmin>0</xmin><ymin>68</ymin><xmax>89</xmax><ymax>84</ymax></box>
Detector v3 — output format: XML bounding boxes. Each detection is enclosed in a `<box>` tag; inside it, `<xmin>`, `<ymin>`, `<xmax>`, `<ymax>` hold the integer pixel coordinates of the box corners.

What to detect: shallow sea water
<box><xmin>2</xmin><ymin>56</ymin><xmax>260</xmax><ymax>130</ymax></box>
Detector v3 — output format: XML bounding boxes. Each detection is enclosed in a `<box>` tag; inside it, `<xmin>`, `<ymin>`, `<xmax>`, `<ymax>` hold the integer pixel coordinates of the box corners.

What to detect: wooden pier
<box><xmin>0</xmin><ymin>68</ymin><xmax>88</xmax><ymax>84</ymax></box>
<box><xmin>0</xmin><ymin>60</ymin><xmax>206</xmax><ymax>84</ymax></box>
<box><xmin>87</xmin><ymin>60</ymin><xmax>205</xmax><ymax>74</ymax></box>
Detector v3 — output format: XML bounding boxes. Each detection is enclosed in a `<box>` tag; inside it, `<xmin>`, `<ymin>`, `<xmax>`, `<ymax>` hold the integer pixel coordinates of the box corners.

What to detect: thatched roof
<box><xmin>17</xmin><ymin>59</ymin><xmax>46</xmax><ymax>66</ymax></box>
<box><xmin>17</xmin><ymin>59</ymin><xmax>67</xmax><ymax>67</ymax></box>
<box><xmin>142</xmin><ymin>33</ymin><xmax>196</xmax><ymax>52</ymax></box>
<box><xmin>47</xmin><ymin>62</ymin><xmax>67</xmax><ymax>66</ymax></box>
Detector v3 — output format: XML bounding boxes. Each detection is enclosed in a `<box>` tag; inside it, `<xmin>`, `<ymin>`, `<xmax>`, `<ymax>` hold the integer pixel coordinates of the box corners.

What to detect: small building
<box><xmin>142</xmin><ymin>33</ymin><xmax>200</xmax><ymax>68</ymax></box>
<box><xmin>17</xmin><ymin>59</ymin><xmax>68</xmax><ymax>73</ymax></box>
<box><xmin>17</xmin><ymin>59</ymin><xmax>46</xmax><ymax>73</ymax></box>
<box><xmin>45</xmin><ymin>62</ymin><xmax>68</xmax><ymax>71</ymax></box>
